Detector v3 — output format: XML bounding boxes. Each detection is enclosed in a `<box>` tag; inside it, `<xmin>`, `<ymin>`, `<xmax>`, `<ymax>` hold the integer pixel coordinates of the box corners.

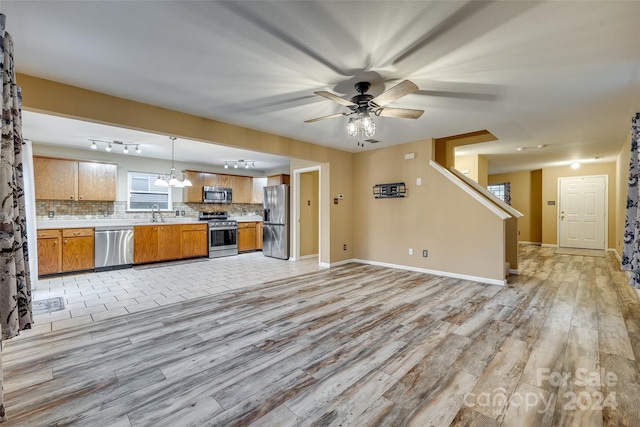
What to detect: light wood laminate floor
<box><xmin>3</xmin><ymin>245</ymin><xmax>640</xmax><ymax>426</ymax></box>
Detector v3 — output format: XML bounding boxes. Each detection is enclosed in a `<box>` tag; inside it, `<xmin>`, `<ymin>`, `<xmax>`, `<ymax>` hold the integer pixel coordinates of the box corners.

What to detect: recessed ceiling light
<box><xmin>537</xmin><ymin>144</ymin><xmax>547</xmax><ymax>149</ymax></box>
<box><xmin>516</xmin><ymin>147</ymin><xmax>525</xmax><ymax>152</ymax></box>
<box><xmin>571</xmin><ymin>162</ymin><xmax>581</xmax><ymax>169</ymax></box>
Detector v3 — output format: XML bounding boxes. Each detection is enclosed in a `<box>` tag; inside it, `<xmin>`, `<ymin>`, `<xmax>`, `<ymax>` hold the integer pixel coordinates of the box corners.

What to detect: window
<box><xmin>128</xmin><ymin>172</ymin><xmax>172</xmax><ymax>211</ymax></box>
<box><xmin>487</xmin><ymin>182</ymin><xmax>511</xmax><ymax>205</ymax></box>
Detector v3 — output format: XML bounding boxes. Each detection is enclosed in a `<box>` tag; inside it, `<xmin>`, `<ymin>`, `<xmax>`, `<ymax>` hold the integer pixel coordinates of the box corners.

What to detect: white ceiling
<box><xmin>5</xmin><ymin>1</ymin><xmax>640</xmax><ymax>174</ymax></box>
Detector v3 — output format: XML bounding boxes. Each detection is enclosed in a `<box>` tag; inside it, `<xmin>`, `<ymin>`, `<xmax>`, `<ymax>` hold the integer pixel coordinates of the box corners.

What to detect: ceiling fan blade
<box><xmin>370</xmin><ymin>80</ymin><xmax>419</xmax><ymax>107</ymax></box>
<box><xmin>304</xmin><ymin>112</ymin><xmax>349</xmax><ymax>123</ymax></box>
<box><xmin>314</xmin><ymin>91</ymin><xmax>356</xmax><ymax>107</ymax></box>
<box><xmin>377</xmin><ymin>107</ymin><xmax>424</xmax><ymax>119</ymax></box>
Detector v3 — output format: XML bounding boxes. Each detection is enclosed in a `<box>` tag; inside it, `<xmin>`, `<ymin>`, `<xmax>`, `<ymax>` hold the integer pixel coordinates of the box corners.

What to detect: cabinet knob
<box><xmin>38</xmin><ymin>233</ymin><xmax>45</xmax><ymax>237</ymax></box>
<box><xmin>79</xmin><ymin>195</ymin><xmax>84</xmax><ymax>199</ymax></box>
<box><xmin>73</xmin><ymin>232</ymin><xmax>80</xmax><ymax>235</ymax></box>
<box><xmin>70</xmin><ymin>195</ymin><xmax>74</xmax><ymax>200</ymax></box>
<box><xmin>53</xmin><ymin>240</ymin><xmax>57</xmax><ymax>245</ymax></box>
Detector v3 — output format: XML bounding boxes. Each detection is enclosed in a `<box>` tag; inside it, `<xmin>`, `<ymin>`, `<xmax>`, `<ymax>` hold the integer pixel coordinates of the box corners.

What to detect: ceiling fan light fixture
<box><xmin>155</xmin><ymin>175</ymin><xmax>169</xmax><ymax>187</ymax></box>
<box><xmin>364</xmin><ymin>119</ymin><xmax>376</xmax><ymax>138</ymax></box>
<box><xmin>346</xmin><ymin>117</ymin><xmax>358</xmax><ymax>136</ymax></box>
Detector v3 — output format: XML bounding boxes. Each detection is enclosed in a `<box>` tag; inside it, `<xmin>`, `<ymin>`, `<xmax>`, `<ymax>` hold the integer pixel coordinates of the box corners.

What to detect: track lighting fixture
<box><xmin>89</xmin><ymin>139</ymin><xmax>141</xmax><ymax>154</ymax></box>
<box><xmin>225</xmin><ymin>160</ymin><xmax>256</xmax><ymax>169</ymax></box>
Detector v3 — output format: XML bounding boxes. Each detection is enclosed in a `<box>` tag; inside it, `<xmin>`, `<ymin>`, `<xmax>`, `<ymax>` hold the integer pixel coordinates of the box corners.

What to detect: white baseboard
<box><xmin>350</xmin><ymin>258</ymin><xmax>506</xmax><ymax>286</ymax></box>
<box><xmin>541</xmin><ymin>243</ymin><xmax>558</xmax><ymax>248</ymax></box>
<box><xmin>519</xmin><ymin>241</ymin><xmax>542</xmax><ymax>245</ymax></box>
<box><xmin>509</xmin><ymin>269</ymin><xmax>519</xmax><ymax>275</ymax></box>
<box><xmin>327</xmin><ymin>258</ymin><xmax>357</xmax><ymax>267</ymax></box>
<box><xmin>608</xmin><ymin>248</ymin><xmax>622</xmax><ymax>263</ymax></box>
<box><xmin>298</xmin><ymin>254</ymin><xmax>319</xmax><ymax>260</ymax></box>
<box><xmin>318</xmin><ymin>262</ymin><xmax>331</xmax><ymax>268</ymax></box>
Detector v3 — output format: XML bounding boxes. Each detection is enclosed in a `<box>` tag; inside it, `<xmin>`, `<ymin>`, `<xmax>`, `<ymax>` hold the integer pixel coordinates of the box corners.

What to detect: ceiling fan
<box><xmin>304</xmin><ymin>80</ymin><xmax>424</xmax><ymax>145</ymax></box>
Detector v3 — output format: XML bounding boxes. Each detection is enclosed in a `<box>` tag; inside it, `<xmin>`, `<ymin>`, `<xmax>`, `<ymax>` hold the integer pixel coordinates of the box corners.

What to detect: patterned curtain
<box><xmin>622</xmin><ymin>113</ymin><xmax>640</xmax><ymax>288</ymax></box>
<box><xmin>0</xmin><ymin>13</ymin><xmax>33</xmax><ymax>422</ymax></box>
<box><xmin>504</xmin><ymin>182</ymin><xmax>511</xmax><ymax>205</ymax></box>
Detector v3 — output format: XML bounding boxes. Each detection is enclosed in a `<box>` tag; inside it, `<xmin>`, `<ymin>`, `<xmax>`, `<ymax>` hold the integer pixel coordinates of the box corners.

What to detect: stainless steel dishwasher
<box><xmin>94</xmin><ymin>226</ymin><xmax>134</xmax><ymax>271</ymax></box>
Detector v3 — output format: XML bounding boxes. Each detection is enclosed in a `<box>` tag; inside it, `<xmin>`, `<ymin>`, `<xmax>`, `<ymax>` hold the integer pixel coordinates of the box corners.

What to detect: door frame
<box><xmin>556</xmin><ymin>174</ymin><xmax>608</xmax><ymax>250</ymax></box>
<box><xmin>291</xmin><ymin>166</ymin><xmax>321</xmax><ymax>262</ymax></box>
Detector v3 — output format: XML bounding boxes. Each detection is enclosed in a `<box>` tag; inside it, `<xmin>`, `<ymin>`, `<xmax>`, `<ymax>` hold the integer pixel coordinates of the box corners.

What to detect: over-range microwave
<box><xmin>203</xmin><ymin>186</ymin><xmax>233</xmax><ymax>204</ymax></box>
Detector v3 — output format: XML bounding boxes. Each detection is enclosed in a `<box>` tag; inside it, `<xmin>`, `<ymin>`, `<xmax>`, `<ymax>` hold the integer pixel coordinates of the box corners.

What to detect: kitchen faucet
<box><xmin>151</xmin><ymin>204</ymin><xmax>164</xmax><ymax>223</ymax></box>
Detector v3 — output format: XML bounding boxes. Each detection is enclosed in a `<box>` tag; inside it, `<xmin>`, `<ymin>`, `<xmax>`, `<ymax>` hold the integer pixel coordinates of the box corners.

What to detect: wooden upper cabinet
<box><xmin>183</xmin><ymin>171</ymin><xmax>205</xmax><ymax>203</ymax></box>
<box><xmin>34</xmin><ymin>157</ymin><xmax>77</xmax><ymax>201</ymax></box>
<box><xmin>33</xmin><ymin>156</ymin><xmax>116</xmax><ymax>201</ymax></box>
<box><xmin>231</xmin><ymin>175</ymin><xmax>252</xmax><ymax>204</ymax></box>
<box><xmin>78</xmin><ymin>162</ymin><xmax>116</xmax><ymax>201</ymax></box>
<box><xmin>267</xmin><ymin>174</ymin><xmax>290</xmax><ymax>186</ymax></box>
<box><xmin>217</xmin><ymin>174</ymin><xmax>232</xmax><ymax>188</ymax></box>
<box><xmin>203</xmin><ymin>173</ymin><xmax>218</xmax><ymax>188</ymax></box>
<box><xmin>252</xmin><ymin>177</ymin><xmax>267</xmax><ymax>204</ymax></box>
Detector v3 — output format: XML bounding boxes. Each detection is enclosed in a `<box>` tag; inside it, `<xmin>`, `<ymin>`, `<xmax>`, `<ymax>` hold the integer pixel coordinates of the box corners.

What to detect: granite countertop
<box><xmin>36</xmin><ymin>217</ymin><xmax>204</xmax><ymax>230</ymax></box>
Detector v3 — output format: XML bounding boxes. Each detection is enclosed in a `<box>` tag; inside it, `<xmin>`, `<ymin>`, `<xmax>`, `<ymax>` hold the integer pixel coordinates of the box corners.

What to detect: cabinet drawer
<box><xmin>37</xmin><ymin>229</ymin><xmax>61</xmax><ymax>239</ymax></box>
<box><xmin>238</xmin><ymin>222</ymin><xmax>256</xmax><ymax>229</ymax></box>
<box><xmin>62</xmin><ymin>228</ymin><xmax>94</xmax><ymax>237</ymax></box>
<box><xmin>181</xmin><ymin>223</ymin><xmax>208</xmax><ymax>232</ymax></box>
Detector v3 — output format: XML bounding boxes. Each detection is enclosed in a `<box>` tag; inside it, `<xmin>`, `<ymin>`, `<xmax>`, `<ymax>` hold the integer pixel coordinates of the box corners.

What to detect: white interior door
<box><xmin>558</xmin><ymin>175</ymin><xmax>606</xmax><ymax>250</ymax></box>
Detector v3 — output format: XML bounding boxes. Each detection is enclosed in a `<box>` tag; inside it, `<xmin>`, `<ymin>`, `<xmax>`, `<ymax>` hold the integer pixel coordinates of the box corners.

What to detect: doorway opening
<box><xmin>292</xmin><ymin>166</ymin><xmax>321</xmax><ymax>262</ymax></box>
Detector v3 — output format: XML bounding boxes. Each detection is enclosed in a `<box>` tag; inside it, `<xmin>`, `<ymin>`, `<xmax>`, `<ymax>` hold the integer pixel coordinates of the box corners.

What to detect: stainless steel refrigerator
<box><xmin>263</xmin><ymin>184</ymin><xmax>289</xmax><ymax>259</ymax></box>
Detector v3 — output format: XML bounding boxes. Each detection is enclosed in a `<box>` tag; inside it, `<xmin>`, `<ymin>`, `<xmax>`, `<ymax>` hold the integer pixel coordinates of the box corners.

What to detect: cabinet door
<box><xmin>158</xmin><ymin>225</ymin><xmax>181</xmax><ymax>261</ymax></box>
<box><xmin>183</xmin><ymin>171</ymin><xmax>205</xmax><ymax>203</ymax></box>
<box><xmin>181</xmin><ymin>224</ymin><xmax>208</xmax><ymax>258</ymax></box>
<box><xmin>252</xmin><ymin>177</ymin><xmax>267</xmax><ymax>204</ymax></box>
<box><xmin>238</xmin><ymin>222</ymin><xmax>257</xmax><ymax>252</ymax></box>
<box><xmin>217</xmin><ymin>174</ymin><xmax>232</xmax><ymax>188</ymax></box>
<box><xmin>231</xmin><ymin>175</ymin><xmax>252</xmax><ymax>204</ymax></box>
<box><xmin>203</xmin><ymin>173</ymin><xmax>218</xmax><ymax>188</ymax></box>
<box><xmin>33</xmin><ymin>157</ymin><xmax>77</xmax><ymax>201</ymax></box>
<box><xmin>62</xmin><ymin>236</ymin><xmax>94</xmax><ymax>272</ymax></box>
<box><xmin>134</xmin><ymin>226</ymin><xmax>158</xmax><ymax>264</ymax></box>
<box><xmin>256</xmin><ymin>222</ymin><xmax>263</xmax><ymax>250</ymax></box>
<box><xmin>37</xmin><ymin>230</ymin><xmax>61</xmax><ymax>275</ymax></box>
<box><xmin>78</xmin><ymin>161</ymin><xmax>116</xmax><ymax>201</ymax></box>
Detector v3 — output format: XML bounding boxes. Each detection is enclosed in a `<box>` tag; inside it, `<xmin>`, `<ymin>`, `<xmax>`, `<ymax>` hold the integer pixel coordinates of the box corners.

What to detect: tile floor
<box><xmin>24</xmin><ymin>253</ymin><xmax>322</xmax><ymax>337</ymax></box>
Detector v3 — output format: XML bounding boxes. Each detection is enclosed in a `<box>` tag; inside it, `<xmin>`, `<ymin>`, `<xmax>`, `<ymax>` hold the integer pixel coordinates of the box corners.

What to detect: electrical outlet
<box><xmin>48</xmin><ymin>211</ymin><xmax>54</xmax><ymax>218</ymax></box>
<box><xmin>181</xmin><ymin>210</ymin><xmax>186</xmax><ymax>216</ymax></box>
<box><xmin>103</xmin><ymin>211</ymin><xmax>109</xmax><ymax>217</ymax></box>
<box><xmin>409</xmin><ymin>248</ymin><xmax>413</xmax><ymax>255</ymax></box>
<box><xmin>423</xmin><ymin>250</ymin><xmax>428</xmax><ymax>257</ymax></box>
<box><xmin>175</xmin><ymin>210</ymin><xmax>180</xmax><ymax>217</ymax></box>
<box><xmin>343</xmin><ymin>244</ymin><xmax>347</xmax><ymax>251</ymax></box>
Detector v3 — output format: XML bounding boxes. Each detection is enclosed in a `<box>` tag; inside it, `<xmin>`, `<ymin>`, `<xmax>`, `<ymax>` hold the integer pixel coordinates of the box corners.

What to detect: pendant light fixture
<box><xmin>154</xmin><ymin>137</ymin><xmax>193</xmax><ymax>188</ymax></box>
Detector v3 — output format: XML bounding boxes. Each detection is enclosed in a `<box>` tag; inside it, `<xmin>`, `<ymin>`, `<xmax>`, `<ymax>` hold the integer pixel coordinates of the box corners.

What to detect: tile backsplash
<box><xmin>36</xmin><ymin>201</ymin><xmax>263</xmax><ymax>221</ymax></box>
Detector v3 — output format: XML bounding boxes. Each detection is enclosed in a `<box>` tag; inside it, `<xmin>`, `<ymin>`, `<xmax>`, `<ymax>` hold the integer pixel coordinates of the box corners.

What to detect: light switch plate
<box><xmin>416</xmin><ymin>178</ymin><xmax>422</xmax><ymax>186</ymax></box>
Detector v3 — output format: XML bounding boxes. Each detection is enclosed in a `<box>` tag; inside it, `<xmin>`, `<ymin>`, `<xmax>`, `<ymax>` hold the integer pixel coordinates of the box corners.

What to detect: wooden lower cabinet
<box><xmin>37</xmin><ymin>229</ymin><xmax>62</xmax><ymax>275</ymax></box>
<box><xmin>134</xmin><ymin>223</ymin><xmax>208</xmax><ymax>264</ymax></box>
<box><xmin>133</xmin><ymin>225</ymin><xmax>159</xmax><ymax>264</ymax></box>
<box><xmin>62</xmin><ymin>228</ymin><xmax>94</xmax><ymax>272</ymax></box>
<box><xmin>256</xmin><ymin>222</ymin><xmax>263</xmax><ymax>250</ymax></box>
<box><xmin>238</xmin><ymin>222</ymin><xmax>257</xmax><ymax>252</ymax></box>
<box><xmin>181</xmin><ymin>224</ymin><xmax>208</xmax><ymax>258</ymax></box>
<box><xmin>158</xmin><ymin>225</ymin><xmax>181</xmax><ymax>261</ymax></box>
<box><xmin>37</xmin><ymin>228</ymin><xmax>94</xmax><ymax>276</ymax></box>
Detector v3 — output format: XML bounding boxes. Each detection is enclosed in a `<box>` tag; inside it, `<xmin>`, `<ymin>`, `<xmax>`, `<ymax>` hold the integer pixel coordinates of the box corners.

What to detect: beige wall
<box><xmin>454</xmin><ymin>154</ymin><xmax>488</xmax><ymax>187</ymax></box>
<box><xmin>299</xmin><ymin>171</ymin><xmax>319</xmax><ymax>257</ymax></box>
<box><xmin>489</xmin><ymin>170</ymin><xmax>542</xmax><ymax>243</ymax></box>
<box><xmin>616</xmin><ymin>131</ymin><xmax>632</xmax><ymax>257</ymax></box>
<box><xmin>20</xmin><ymin>74</ymin><xmax>353</xmax><ymax>264</ymax></box>
<box><xmin>353</xmin><ymin>139</ymin><xmax>506</xmax><ymax>282</ymax></box>
<box><xmin>541</xmin><ymin>163</ymin><xmax>617</xmax><ymax>248</ymax></box>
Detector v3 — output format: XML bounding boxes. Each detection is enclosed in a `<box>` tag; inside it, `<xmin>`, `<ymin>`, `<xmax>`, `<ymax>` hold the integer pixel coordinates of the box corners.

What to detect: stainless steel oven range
<box><xmin>199</xmin><ymin>211</ymin><xmax>238</xmax><ymax>258</ymax></box>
